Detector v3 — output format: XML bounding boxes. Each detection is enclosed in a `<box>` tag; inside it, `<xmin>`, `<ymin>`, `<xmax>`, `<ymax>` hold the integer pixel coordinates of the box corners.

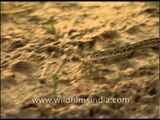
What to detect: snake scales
<box><xmin>71</xmin><ymin>37</ymin><xmax>159</xmax><ymax>62</ymax></box>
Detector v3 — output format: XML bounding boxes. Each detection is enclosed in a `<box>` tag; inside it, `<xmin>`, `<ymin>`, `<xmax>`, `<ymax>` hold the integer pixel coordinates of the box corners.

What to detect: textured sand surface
<box><xmin>1</xmin><ymin>2</ymin><xmax>159</xmax><ymax>118</ymax></box>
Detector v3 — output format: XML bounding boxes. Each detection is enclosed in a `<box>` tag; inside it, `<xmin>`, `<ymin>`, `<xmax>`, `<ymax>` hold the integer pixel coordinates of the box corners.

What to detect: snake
<box><xmin>72</xmin><ymin>37</ymin><xmax>159</xmax><ymax>62</ymax></box>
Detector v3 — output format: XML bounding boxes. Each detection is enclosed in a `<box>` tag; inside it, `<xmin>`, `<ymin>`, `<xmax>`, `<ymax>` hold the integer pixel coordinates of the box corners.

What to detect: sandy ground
<box><xmin>1</xmin><ymin>2</ymin><xmax>159</xmax><ymax>118</ymax></box>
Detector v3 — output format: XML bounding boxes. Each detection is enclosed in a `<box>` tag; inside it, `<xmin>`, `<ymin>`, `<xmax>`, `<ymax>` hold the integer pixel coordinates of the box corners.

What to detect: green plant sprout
<box><xmin>52</xmin><ymin>73</ymin><xmax>59</xmax><ymax>96</ymax></box>
<box><xmin>42</xmin><ymin>23</ymin><xmax>56</xmax><ymax>34</ymax></box>
<box><xmin>51</xmin><ymin>55</ymin><xmax>67</xmax><ymax>96</ymax></box>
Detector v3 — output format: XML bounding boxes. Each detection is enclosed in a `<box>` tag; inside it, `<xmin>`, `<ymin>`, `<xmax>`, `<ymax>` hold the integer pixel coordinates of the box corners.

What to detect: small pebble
<box><xmin>38</xmin><ymin>77</ymin><xmax>46</xmax><ymax>84</ymax></box>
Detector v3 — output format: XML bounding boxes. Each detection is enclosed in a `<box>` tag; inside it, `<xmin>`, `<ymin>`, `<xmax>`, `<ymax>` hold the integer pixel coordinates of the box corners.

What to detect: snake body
<box><xmin>79</xmin><ymin>38</ymin><xmax>159</xmax><ymax>61</ymax></box>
